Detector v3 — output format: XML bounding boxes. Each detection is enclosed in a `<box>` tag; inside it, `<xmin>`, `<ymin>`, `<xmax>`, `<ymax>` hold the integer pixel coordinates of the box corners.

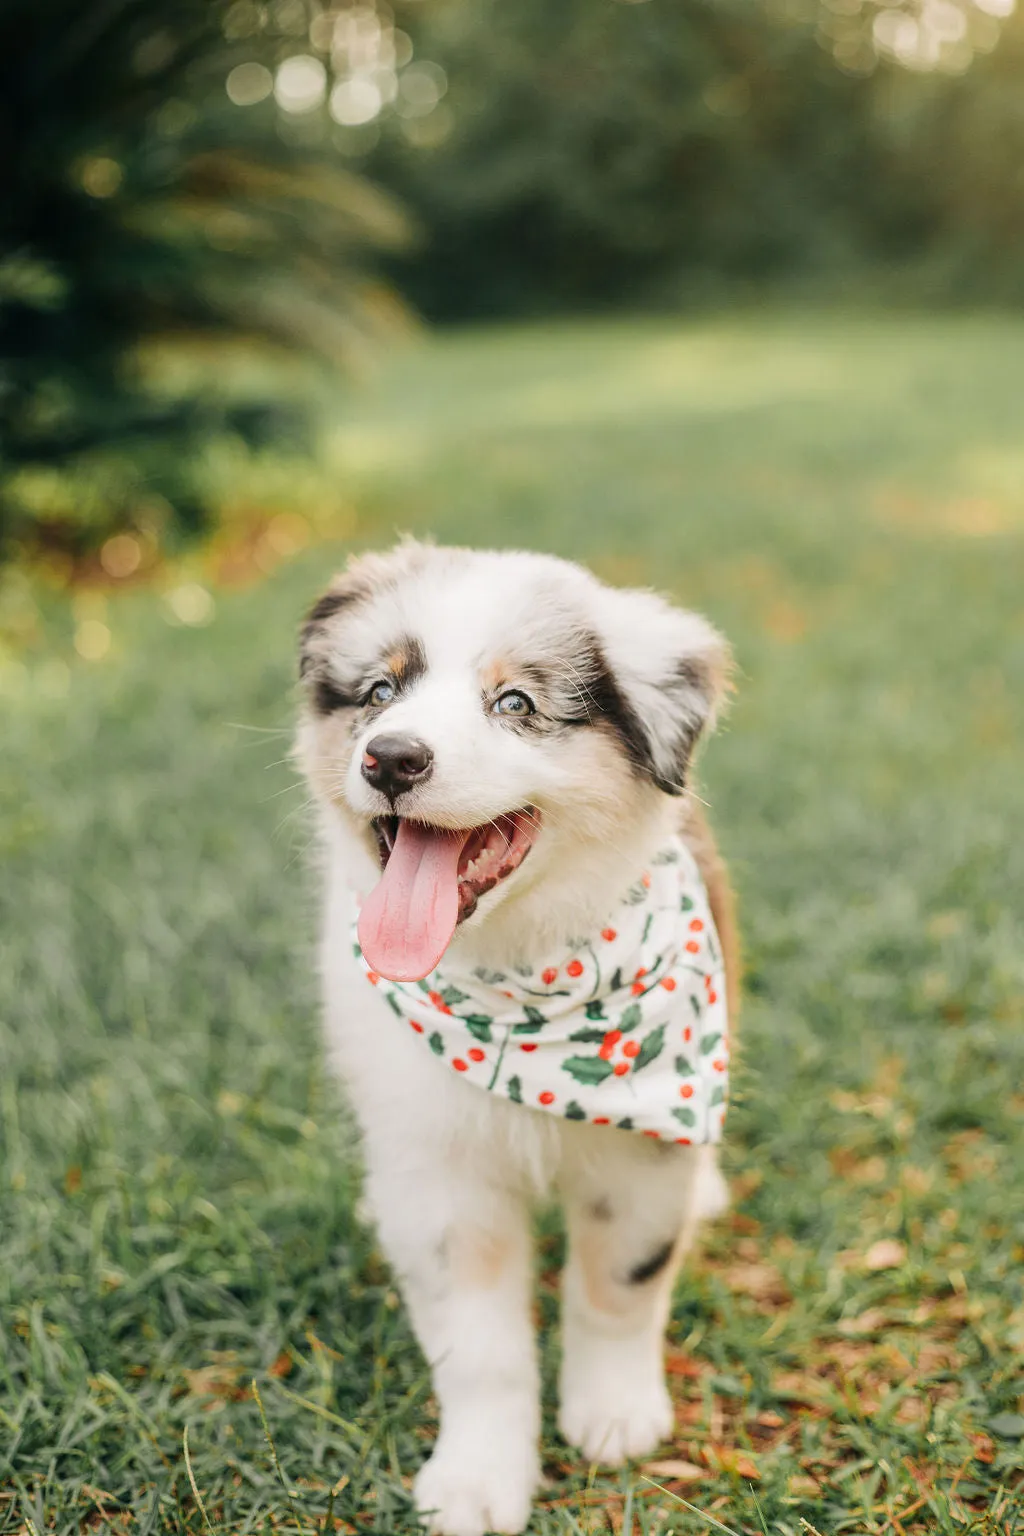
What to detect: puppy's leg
<box><xmin>365</xmin><ymin>1149</ymin><xmax>539</xmax><ymax>1536</ymax></box>
<box><xmin>558</xmin><ymin>1137</ymin><xmax>716</xmax><ymax>1465</ymax></box>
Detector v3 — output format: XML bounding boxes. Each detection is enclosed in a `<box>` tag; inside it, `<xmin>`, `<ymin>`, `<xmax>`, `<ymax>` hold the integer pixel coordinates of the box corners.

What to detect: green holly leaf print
<box><xmin>383</xmin><ymin>992</ymin><xmax>403</xmax><ymax>1018</ymax></box>
<box><xmin>619</xmin><ymin>1003</ymin><xmax>642</xmax><ymax>1032</ymax></box>
<box><xmin>641</xmin><ymin>913</ymin><xmax>653</xmax><ymax>944</ymax></box>
<box><xmin>689</xmin><ymin>994</ymin><xmax>703</xmax><ymax>1020</ymax></box>
<box><xmin>633</xmin><ymin>1023</ymin><xmax>665</xmax><ymax>1073</ymax></box>
<box><xmin>674</xmin><ymin>1055</ymin><xmax>694</xmax><ymax>1076</ymax></box>
<box><xmin>699</xmin><ymin>1032</ymin><xmax>722</xmax><ymax>1056</ymax></box>
<box><xmin>584</xmin><ymin>999</ymin><xmax>605</xmax><ymax>1020</ymax></box>
<box><xmin>561</xmin><ymin>1054</ymin><xmax>616</xmax><ymax>1086</ymax></box>
<box><xmin>473</xmin><ymin>967</ymin><xmax>507</xmax><ymax>984</ymax></box>
<box><xmin>569</xmin><ymin>1026</ymin><xmax>607</xmax><ymax>1044</ymax></box>
<box><xmin>680</xmin><ymin>894</ymin><xmax>695</xmax><ymax>912</ymax></box>
<box><xmin>618</xmin><ymin>1117</ymin><xmax>634</xmax><ymax>1131</ymax></box>
<box><xmin>428</xmin><ymin>1032</ymin><xmax>445</xmax><ymax>1057</ymax></box>
<box><xmin>564</xmin><ymin>1101</ymin><xmax>587</xmax><ymax>1121</ymax></box>
<box><xmin>506</xmin><ymin>1075</ymin><xmax>523</xmax><ymax>1103</ymax></box>
<box><xmin>352</xmin><ymin>941</ymin><xmax>363</xmax><ymax>958</ymax></box>
<box><xmin>710</xmin><ymin>1085</ymin><xmax>726</xmax><ymax>1107</ymax></box>
<box><xmin>441</xmin><ymin>985</ymin><xmax>469</xmax><ymax>1006</ymax></box>
<box><xmin>609</xmin><ymin>967</ymin><xmax>623</xmax><ymax>993</ymax></box>
<box><xmin>416</xmin><ymin>979</ymin><xmax>432</xmax><ymax>994</ymax></box>
<box><xmin>672</xmin><ymin>1106</ymin><xmax>696</xmax><ymax>1128</ymax></box>
<box><xmin>624</xmin><ymin>881</ymin><xmax>647</xmax><ymax>905</ymax></box>
<box><xmin>654</xmin><ymin>847</ymin><xmax>679</xmax><ymax>865</ymax></box>
<box><xmin>464</xmin><ymin>1015</ymin><xmax>493</xmax><ymax>1042</ymax></box>
<box><xmin>513</xmin><ymin>1006</ymin><xmax>546</xmax><ymax>1034</ymax></box>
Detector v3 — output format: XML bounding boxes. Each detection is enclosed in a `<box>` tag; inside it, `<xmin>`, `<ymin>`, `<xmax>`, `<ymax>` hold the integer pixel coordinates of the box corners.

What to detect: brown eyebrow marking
<box><xmin>482</xmin><ymin>658</ymin><xmax>512</xmax><ymax>693</ymax></box>
<box><xmin>385</xmin><ymin>636</ymin><xmax>427</xmax><ymax>686</ymax></box>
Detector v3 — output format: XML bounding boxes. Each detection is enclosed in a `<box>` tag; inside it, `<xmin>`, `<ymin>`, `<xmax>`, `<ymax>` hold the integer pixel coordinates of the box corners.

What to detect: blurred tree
<box><xmin>365</xmin><ymin>0</ymin><xmax>881</xmax><ymax>316</ymax></box>
<box><xmin>0</xmin><ymin>0</ymin><xmax>410</xmax><ymax>571</ymax></box>
<box><xmin>361</xmin><ymin>0</ymin><xmax>1019</xmax><ymax>319</ymax></box>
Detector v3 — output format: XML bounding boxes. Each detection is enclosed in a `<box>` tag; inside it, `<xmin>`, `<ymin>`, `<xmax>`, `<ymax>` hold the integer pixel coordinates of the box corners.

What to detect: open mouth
<box><xmin>357</xmin><ymin>809</ymin><xmax>539</xmax><ymax>982</ymax></box>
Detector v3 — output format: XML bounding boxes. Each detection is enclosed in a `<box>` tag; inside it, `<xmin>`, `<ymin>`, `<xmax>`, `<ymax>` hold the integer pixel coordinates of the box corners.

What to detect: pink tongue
<box><xmin>358</xmin><ymin>821</ymin><xmax>470</xmax><ymax>981</ymax></box>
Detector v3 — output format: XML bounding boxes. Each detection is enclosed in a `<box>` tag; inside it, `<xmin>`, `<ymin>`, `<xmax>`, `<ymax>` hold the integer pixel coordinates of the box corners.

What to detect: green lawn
<box><xmin>2</xmin><ymin>311</ymin><xmax>1023</xmax><ymax>1535</ymax></box>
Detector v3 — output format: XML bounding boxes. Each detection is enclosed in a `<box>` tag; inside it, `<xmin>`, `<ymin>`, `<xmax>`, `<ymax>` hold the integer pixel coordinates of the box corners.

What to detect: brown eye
<box><xmin>367</xmin><ymin>679</ymin><xmax>396</xmax><ymax>707</ymax></box>
<box><xmin>493</xmin><ymin>689</ymin><xmax>534</xmax><ymax>718</ymax></box>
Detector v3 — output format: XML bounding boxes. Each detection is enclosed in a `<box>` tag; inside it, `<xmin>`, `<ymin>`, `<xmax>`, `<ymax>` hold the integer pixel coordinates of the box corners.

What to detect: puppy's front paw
<box><xmin>559</xmin><ymin>1347</ymin><xmax>674</xmax><ymax>1465</ymax></box>
<box><xmin>414</xmin><ymin>1430</ymin><xmax>538</xmax><ymax>1536</ymax></box>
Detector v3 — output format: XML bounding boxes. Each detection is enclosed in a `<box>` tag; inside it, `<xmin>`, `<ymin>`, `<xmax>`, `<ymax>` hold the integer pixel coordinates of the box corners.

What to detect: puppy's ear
<box><xmin>592</xmin><ymin>586</ymin><xmax>731</xmax><ymax>796</ymax></box>
<box><xmin>299</xmin><ymin>570</ymin><xmax>369</xmax><ymax>682</ymax></box>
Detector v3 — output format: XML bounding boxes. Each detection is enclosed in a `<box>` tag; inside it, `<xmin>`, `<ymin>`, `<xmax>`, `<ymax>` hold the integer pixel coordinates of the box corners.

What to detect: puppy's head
<box><xmin>297</xmin><ymin>541</ymin><xmax>729</xmax><ymax>980</ymax></box>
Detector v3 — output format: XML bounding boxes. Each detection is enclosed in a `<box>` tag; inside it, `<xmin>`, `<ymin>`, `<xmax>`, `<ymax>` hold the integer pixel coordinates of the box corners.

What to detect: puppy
<box><xmin>297</xmin><ymin>541</ymin><xmax>738</xmax><ymax>1536</ymax></box>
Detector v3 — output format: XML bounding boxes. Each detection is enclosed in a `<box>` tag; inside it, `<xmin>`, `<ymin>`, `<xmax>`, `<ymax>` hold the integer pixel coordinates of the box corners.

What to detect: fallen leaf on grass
<box><xmin>864</xmin><ymin>1238</ymin><xmax>907</xmax><ymax>1271</ymax></box>
<box><xmin>665</xmin><ymin>1349</ymin><xmax>705</xmax><ymax>1378</ymax></box>
<box><xmin>837</xmin><ymin>1308</ymin><xmax>888</xmax><ymax>1336</ymax></box>
<box><xmin>182</xmin><ymin>1362</ymin><xmax>247</xmax><ymax>1403</ymax></box>
<box><xmin>721</xmin><ymin>1262</ymin><xmax>790</xmax><ymax>1304</ymax></box>
<box><xmin>787</xmin><ymin>1474</ymin><xmax>821</xmax><ymax>1496</ymax></box>
<box><xmin>703</xmin><ymin>1444</ymin><xmax>761</xmax><ymax>1479</ymax></box>
<box><xmin>642</xmin><ymin>1459</ymin><xmax>708</xmax><ymax>1483</ymax></box>
<box><xmin>970</xmin><ymin>1433</ymin><xmax>995</xmax><ymax>1463</ymax></box>
<box><xmin>772</xmin><ymin>1371</ymin><xmax>830</xmax><ymax>1406</ymax></box>
<box><xmin>268</xmin><ymin>1351</ymin><xmax>293</xmax><ymax>1377</ymax></box>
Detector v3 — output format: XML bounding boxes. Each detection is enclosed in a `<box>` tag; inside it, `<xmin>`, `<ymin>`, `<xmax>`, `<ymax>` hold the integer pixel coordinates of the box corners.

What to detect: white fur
<box><xmin>300</xmin><ymin>545</ymin><xmax>732</xmax><ymax>1536</ymax></box>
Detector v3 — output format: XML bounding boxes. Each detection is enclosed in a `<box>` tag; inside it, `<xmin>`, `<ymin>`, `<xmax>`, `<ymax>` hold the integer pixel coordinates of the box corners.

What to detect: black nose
<box><xmin>361</xmin><ymin>733</ymin><xmax>433</xmax><ymax>799</ymax></box>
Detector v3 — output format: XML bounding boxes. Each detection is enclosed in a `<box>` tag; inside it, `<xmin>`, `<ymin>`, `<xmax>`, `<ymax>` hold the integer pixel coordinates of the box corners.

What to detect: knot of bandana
<box><xmin>352</xmin><ymin>836</ymin><xmax>730</xmax><ymax>1144</ymax></box>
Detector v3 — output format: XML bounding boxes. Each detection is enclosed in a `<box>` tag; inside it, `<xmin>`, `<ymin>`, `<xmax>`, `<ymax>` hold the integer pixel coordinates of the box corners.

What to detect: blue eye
<box><xmin>493</xmin><ymin>690</ymin><xmax>535</xmax><ymax>718</ymax></box>
<box><xmin>367</xmin><ymin>679</ymin><xmax>396</xmax><ymax>707</ymax></box>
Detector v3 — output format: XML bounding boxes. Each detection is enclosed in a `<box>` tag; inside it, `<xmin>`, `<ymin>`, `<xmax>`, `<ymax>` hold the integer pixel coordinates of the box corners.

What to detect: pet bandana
<box><xmin>352</xmin><ymin>836</ymin><xmax>729</xmax><ymax>1144</ymax></box>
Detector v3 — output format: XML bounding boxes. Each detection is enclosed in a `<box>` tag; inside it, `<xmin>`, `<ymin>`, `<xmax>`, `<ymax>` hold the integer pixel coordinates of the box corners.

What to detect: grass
<box><xmin>1</xmin><ymin>309</ymin><xmax>1023</xmax><ymax>1535</ymax></box>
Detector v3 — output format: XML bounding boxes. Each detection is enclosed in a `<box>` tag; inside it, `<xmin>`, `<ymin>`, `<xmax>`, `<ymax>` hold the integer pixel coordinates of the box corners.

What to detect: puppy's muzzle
<box><xmin>362</xmin><ymin>733</ymin><xmax>434</xmax><ymax>800</ymax></box>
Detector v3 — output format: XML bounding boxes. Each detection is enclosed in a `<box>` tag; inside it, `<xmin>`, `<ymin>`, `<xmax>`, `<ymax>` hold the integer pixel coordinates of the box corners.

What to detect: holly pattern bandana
<box><xmin>353</xmin><ymin>837</ymin><xmax>729</xmax><ymax>1144</ymax></box>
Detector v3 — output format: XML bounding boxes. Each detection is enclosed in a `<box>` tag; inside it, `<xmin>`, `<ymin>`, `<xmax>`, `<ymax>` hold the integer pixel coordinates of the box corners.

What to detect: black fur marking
<box><xmin>573</xmin><ymin>637</ymin><xmax>669</xmax><ymax>787</ymax></box>
<box><xmin>299</xmin><ymin>585</ymin><xmax>366</xmax><ymax>679</ymax></box>
<box><xmin>627</xmin><ymin>1239</ymin><xmax>675</xmax><ymax>1286</ymax></box>
<box><xmin>314</xmin><ymin>675</ymin><xmax>358</xmax><ymax>713</ymax></box>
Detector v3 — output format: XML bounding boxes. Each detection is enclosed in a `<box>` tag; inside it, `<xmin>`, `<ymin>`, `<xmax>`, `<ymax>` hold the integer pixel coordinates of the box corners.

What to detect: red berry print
<box><xmin>683</xmin><ymin>1026</ymin><xmax>692</xmax><ymax>1043</ymax></box>
<box><xmin>452</xmin><ymin>1058</ymin><xmax>468</xmax><ymax>1072</ymax></box>
<box><xmin>634</xmin><ymin>967</ymin><xmax>647</xmax><ymax>980</ymax></box>
<box><xmin>520</xmin><ymin>1042</ymin><xmax>538</xmax><ymax>1053</ymax></box>
<box><xmin>685</xmin><ymin>940</ymin><xmax>700</xmax><ymax>954</ymax></box>
<box><xmin>622</xmin><ymin>1040</ymin><xmax>640</xmax><ymax>1059</ymax></box>
<box><xmin>713</xmin><ymin>1058</ymin><xmax>727</xmax><ymax>1073</ymax></box>
<box><xmin>366</xmin><ymin>972</ymin><xmax>380</xmax><ymax>986</ymax></box>
<box><xmin>689</xmin><ymin>918</ymin><xmax>704</xmax><ymax>933</ymax></box>
<box><xmin>643</xmin><ymin>1130</ymin><xmax>660</xmax><ymax>1139</ymax></box>
<box><xmin>660</xmin><ymin>977</ymin><xmax>676</xmax><ymax>992</ymax></box>
<box><xmin>603</xmin><ymin>1029</ymin><xmax>622</xmax><ymax>1048</ymax></box>
<box><xmin>641</xmin><ymin>872</ymin><xmax>651</xmax><ymax>889</ymax></box>
<box><xmin>541</xmin><ymin>967</ymin><xmax>558</xmax><ymax>985</ymax></box>
<box><xmin>468</xmin><ymin>1048</ymin><xmax>485</xmax><ymax>1063</ymax></box>
<box><xmin>502</xmin><ymin>990</ymin><xmax>514</xmax><ymax>999</ymax></box>
<box><xmin>598</xmin><ymin>1044</ymin><xmax>615</xmax><ymax>1061</ymax></box>
<box><xmin>679</xmin><ymin>1083</ymin><xmax>694</xmax><ymax>1099</ymax></box>
<box><xmin>613</xmin><ymin>1061</ymin><xmax>630</xmax><ymax>1076</ymax></box>
<box><xmin>708</xmin><ymin>990</ymin><xmax>718</xmax><ymax>1006</ymax></box>
<box><xmin>566</xmin><ymin>959</ymin><xmax>584</xmax><ymax>978</ymax></box>
<box><xmin>601</xmin><ymin>928</ymin><xmax>617</xmax><ymax>942</ymax></box>
<box><xmin>429</xmin><ymin>990</ymin><xmax>452</xmax><ymax>1014</ymax></box>
<box><xmin>538</xmin><ymin>1090</ymin><xmax>555</xmax><ymax>1106</ymax></box>
<box><xmin>593</xmin><ymin>1116</ymin><xmax>610</xmax><ymax>1125</ymax></box>
<box><xmin>409</xmin><ymin>1020</ymin><xmax>424</xmax><ymax>1034</ymax></box>
<box><xmin>676</xmin><ymin>1137</ymin><xmax>692</xmax><ymax>1146</ymax></box>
